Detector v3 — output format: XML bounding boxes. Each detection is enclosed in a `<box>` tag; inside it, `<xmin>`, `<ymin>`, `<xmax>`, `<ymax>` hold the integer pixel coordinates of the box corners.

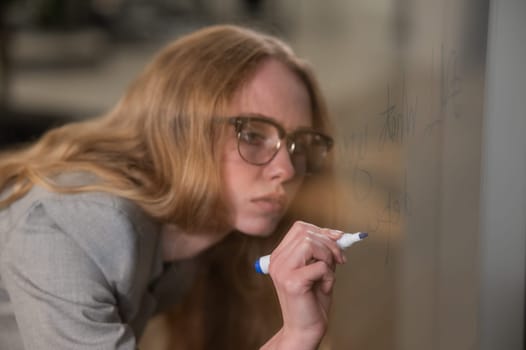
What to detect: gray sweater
<box><xmin>0</xmin><ymin>173</ymin><xmax>195</xmax><ymax>349</ymax></box>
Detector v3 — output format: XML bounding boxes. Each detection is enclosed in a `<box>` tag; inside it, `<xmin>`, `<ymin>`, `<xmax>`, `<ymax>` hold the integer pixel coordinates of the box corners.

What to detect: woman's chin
<box><xmin>236</xmin><ymin>220</ymin><xmax>278</xmax><ymax>238</ymax></box>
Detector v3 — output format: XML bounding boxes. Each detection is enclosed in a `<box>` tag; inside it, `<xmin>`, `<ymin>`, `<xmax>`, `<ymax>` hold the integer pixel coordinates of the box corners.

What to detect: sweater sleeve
<box><xmin>0</xmin><ymin>198</ymin><xmax>142</xmax><ymax>350</ymax></box>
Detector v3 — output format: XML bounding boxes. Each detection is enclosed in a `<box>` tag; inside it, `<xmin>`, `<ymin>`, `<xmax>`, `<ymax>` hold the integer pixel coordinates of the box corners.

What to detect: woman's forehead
<box><xmin>227</xmin><ymin>60</ymin><xmax>313</xmax><ymax>129</ymax></box>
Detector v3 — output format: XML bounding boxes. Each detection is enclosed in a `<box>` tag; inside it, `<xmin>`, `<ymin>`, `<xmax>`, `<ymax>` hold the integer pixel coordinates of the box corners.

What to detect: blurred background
<box><xmin>1</xmin><ymin>1</ymin><xmax>525</xmax><ymax>350</ymax></box>
<box><xmin>0</xmin><ymin>0</ymin><xmax>292</xmax><ymax>145</ymax></box>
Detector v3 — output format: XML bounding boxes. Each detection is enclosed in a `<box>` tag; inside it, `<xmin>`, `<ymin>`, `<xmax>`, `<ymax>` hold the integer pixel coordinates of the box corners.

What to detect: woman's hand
<box><xmin>261</xmin><ymin>221</ymin><xmax>347</xmax><ymax>350</ymax></box>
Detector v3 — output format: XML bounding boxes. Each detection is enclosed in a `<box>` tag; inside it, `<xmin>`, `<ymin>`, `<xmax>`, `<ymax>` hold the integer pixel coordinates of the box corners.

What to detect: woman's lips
<box><xmin>251</xmin><ymin>195</ymin><xmax>286</xmax><ymax>213</ymax></box>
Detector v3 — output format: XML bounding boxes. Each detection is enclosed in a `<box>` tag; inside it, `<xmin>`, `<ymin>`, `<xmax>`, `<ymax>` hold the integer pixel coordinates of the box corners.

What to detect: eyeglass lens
<box><xmin>235</xmin><ymin>118</ymin><xmax>331</xmax><ymax>175</ymax></box>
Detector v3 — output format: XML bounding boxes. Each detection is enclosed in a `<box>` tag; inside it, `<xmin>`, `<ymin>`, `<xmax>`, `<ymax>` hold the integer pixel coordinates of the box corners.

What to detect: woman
<box><xmin>0</xmin><ymin>24</ymin><xmax>344</xmax><ymax>349</ymax></box>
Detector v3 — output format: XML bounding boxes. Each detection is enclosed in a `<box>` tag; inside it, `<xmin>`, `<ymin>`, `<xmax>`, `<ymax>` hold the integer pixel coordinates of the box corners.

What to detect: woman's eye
<box><xmin>293</xmin><ymin>140</ymin><xmax>308</xmax><ymax>154</ymax></box>
<box><xmin>240</xmin><ymin>131</ymin><xmax>267</xmax><ymax>145</ymax></box>
<box><xmin>292</xmin><ymin>135</ymin><xmax>311</xmax><ymax>153</ymax></box>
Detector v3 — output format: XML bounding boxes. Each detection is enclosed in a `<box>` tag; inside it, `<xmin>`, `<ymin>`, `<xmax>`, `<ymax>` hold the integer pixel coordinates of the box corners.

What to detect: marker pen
<box><xmin>254</xmin><ymin>232</ymin><xmax>368</xmax><ymax>274</ymax></box>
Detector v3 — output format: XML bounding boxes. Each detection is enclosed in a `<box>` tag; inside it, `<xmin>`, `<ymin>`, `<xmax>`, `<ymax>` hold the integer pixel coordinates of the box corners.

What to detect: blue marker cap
<box><xmin>254</xmin><ymin>259</ymin><xmax>264</xmax><ymax>274</ymax></box>
<box><xmin>359</xmin><ymin>232</ymin><xmax>369</xmax><ymax>239</ymax></box>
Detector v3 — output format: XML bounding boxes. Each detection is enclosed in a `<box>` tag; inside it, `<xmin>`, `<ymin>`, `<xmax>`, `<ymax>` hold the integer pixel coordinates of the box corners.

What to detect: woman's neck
<box><xmin>161</xmin><ymin>224</ymin><xmax>230</xmax><ymax>261</ymax></box>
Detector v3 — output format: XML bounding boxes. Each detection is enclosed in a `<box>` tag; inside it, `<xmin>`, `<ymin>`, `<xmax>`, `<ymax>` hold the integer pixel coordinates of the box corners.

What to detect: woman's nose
<box><xmin>267</xmin><ymin>142</ymin><xmax>296</xmax><ymax>180</ymax></box>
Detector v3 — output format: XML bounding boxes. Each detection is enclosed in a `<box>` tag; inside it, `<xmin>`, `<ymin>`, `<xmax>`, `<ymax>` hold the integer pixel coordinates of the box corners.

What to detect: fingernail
<box><xmin>329</xmin><ymin>229</ymin><xmax>343</xmax><ymax>238</ymax></box>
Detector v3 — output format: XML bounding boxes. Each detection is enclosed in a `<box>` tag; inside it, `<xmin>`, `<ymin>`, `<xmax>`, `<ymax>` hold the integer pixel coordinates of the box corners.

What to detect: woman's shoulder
<box><xmin>4</xmin><ymin>171</ymin><xmax>155</xmax><ymax>236</ymax></box>
<box><xmin>45</xmin><ymin>171</ymin><xmax>141</xmax><ymax>215</ymax></box>
<box><xmin>1</xmin><ymin>172</ymin><xmax>161</xmax><ymax>285</ymax></box>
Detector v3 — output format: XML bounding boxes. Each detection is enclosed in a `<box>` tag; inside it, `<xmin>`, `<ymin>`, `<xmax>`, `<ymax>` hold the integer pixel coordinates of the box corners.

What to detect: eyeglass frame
<box><xmin>225</xmin><ymin>114</ymin><xmax>334</xmax><ymax>174</ymax></box>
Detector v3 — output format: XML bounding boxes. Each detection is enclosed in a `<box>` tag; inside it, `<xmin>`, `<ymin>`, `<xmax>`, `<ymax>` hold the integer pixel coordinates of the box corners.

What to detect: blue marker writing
<box><xmin>254</xmin><ymin>232</ymin><xmax>368</xmax><ymax>274</ymax></box>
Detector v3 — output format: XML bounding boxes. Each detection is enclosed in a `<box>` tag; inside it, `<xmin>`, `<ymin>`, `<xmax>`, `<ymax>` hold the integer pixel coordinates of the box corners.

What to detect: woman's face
<box><xmin>221</xmin><ymin>59</ymin><xmax>313</xmax><ymax>236</ymax></box>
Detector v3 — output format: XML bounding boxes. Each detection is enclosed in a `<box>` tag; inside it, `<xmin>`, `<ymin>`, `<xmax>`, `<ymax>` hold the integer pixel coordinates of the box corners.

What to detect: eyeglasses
<box><xmin>227</xmin><ymin>115</ymin><xmax>333</xmax><ymax>175</ymax></box>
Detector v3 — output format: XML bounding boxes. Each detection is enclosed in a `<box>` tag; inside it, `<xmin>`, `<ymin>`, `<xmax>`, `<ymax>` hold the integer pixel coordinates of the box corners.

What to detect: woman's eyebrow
<box><xmin>238</xmin><ymin>112</ymin><xmax>273</xmax><ymax>120</ymax></box>
<box><xmin>236</xmin><ymin>112</ymin><xmax>313</xmax><ymax>131</ymax></box>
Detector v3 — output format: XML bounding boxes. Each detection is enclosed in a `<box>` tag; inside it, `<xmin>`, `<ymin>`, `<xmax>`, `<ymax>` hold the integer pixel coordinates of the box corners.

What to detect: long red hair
<box><xmin>0</xmin><ymin>24</ymin><xmax>337</xmax><ymax>349</ymax></box>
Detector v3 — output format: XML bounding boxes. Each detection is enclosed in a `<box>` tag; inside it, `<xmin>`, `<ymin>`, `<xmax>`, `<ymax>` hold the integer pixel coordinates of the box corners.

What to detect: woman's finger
<box><xmin>273</xmin><ymin>259</ymin><xmax>335</xmax><ymax>296</ymax></box>
<box><xmin>306</xmin><ymin>228</ymin><xmax>346</xmax><ymax>264</ymax></box>
<box><xmin>270</xmin><ymin>224</ymin><xmax>346</xmax><ymax>274</ymax></box>
<box><xmin>300</xmin><ymin>260</ymin><xmax>336</xmax><ymax>295</ymax></box>
<box><xmin>270</xmin><ymin>238</ymin><xmax>334</xmax><ymax>280</ymax></box>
